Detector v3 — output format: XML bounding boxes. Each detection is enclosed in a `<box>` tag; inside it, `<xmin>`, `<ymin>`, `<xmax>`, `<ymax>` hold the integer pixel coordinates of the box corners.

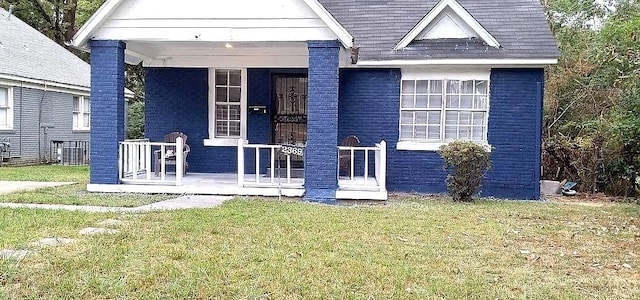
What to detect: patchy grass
<box><xmin>0</xmin><ymin>165</ymin><xmax>89</xmax><ymax>182</ymax></box>
<box><xmin>0</xmin><ymin>165</ymin><xmax>173</xmax><ymax>207</ymax></box>
<box><xmin>1</xmin><ymin>198</ymin><xmax>638</xmax><ymax>299</ymax></box>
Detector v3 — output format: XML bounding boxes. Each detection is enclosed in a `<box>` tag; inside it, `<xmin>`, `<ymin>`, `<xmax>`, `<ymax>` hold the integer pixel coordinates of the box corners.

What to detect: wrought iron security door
<box><xmin>272</xmin><ymin>75</ymin><xmax>308</xmax><ymax>167</ymax></box>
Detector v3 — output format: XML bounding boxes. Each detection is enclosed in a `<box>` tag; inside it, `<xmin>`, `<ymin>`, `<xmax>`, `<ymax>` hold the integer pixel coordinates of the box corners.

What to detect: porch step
<box><xmin>265</xmin><ymin>167</ymin><xmax>304</xmax><ymax>178</ymax></box>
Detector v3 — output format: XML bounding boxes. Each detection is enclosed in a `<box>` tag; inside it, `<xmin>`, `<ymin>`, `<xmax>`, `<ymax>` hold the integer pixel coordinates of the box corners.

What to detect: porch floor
<box><xmin>90</xmin><ymin>173</ymin><xmax>387</xmax><ymax>200</ymax></box>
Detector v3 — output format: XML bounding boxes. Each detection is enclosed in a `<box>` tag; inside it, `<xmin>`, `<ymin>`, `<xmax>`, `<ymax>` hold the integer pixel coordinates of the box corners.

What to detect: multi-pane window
<box><xmin>400</xmin><ymin>79</ymin><xmax>488</xmax><ymax>143</ymax></box>
<box><xmin>73</xmin><ymin>95</ymin><xmax>90</xmax><ymax>130</ymax></box>
<box><xmin>214</xmin><ymin>69</ymin><xmax>242</xmax><ymax>137</ymax></box>
<box><xmin>0</xmin><ymin>87</ymin><xmax>13</xmax><ymax>129</ymax></box>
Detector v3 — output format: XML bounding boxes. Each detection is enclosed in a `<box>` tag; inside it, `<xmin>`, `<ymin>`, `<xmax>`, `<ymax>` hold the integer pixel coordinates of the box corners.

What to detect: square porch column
<box><xmin>304</xmin><ymin>40</ymin><xmax>341</xmax><ymax>204</ymax></box>
<box><xmin>89</xmin><ymin>40</ymin><xmax>126</xmax><ymax>184</ymax></box>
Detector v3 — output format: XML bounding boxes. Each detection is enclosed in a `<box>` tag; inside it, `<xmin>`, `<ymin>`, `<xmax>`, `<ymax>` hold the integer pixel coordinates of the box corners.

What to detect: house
<box><xmin>71</xmin><ymin>0</ymin><xmax>559</xmax><ymax>203</ymax></box>
<box><xmin>0</xmin><ymin>7</ymin><xmax>133</xmax><ymax>165</ymax></box>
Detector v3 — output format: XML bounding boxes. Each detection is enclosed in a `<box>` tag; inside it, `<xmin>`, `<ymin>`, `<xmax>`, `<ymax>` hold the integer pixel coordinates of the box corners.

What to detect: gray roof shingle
<box><xmin>0</xmin><ymin>7</ymin><xmax>90</xmax><ymax>88</ymax></box>
<box><xmin>318</xmin><ymin>0</ymin><xmax>559</xmax><ymax>61</ymax></box>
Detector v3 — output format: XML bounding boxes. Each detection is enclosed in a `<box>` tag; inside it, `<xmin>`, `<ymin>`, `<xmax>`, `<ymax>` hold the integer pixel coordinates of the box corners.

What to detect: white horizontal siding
<box><xmin>93</xmin><ymin>0</ymin><xmax>338</xmax><ymax>43</ymax></box>
<box><xmin>93</xmin><ymin>27</ymin><xmax>337</xmax><ymax>43</ymax></box>
<box><xmin>113</xmin><ymin>0</ymin><xmax>320</xmax><ymax>19</ymax></box>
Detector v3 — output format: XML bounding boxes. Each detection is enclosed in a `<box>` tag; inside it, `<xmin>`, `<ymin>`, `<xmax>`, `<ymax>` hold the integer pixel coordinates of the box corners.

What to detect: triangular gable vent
<box><xmin>394</xmin><ymin>0</ymin><xmax>499</xmax><ymax>50</ymax></box>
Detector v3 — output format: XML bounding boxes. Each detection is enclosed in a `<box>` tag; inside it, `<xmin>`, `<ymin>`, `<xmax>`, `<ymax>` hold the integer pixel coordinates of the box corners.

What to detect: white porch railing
<box><xmin>119</xmin><ymin>137</ymin><xmax>184</xmax><ymax>185</ymax></box>
<box><xmin>337</xmin><ymin>140</ymin><xmax>387</xmax><ymax>191</ymax></box>
<box><xmin>237</xmin><ymin>139</ymin><xmax>304</xmax><ymax>188</ymax></box>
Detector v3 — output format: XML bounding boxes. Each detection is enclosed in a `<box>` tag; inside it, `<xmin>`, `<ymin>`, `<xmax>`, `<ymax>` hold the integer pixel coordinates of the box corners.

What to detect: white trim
<box><xmin>397</xmin><ymin>141</ymin><xmax>491</xmax><ymax>152</ymax></box>
<box><xmin>0</xmin><ymin>74</ymin><xmax>89</xmax><ymax>95</ymax></box>
<box><xmin>394</xmin><ymin>0</ymin><xmax>499</xmax><ymax>50</ymax></box>
<box><xmin>401</xmin><ymin>68</ymin><xmax>490</xmax><ymax>80</ymax></box>
<box><xmin>0</xmin><ymin>86</ymin><xmax>14</xmax><ymax>130</ymax></box>
<box><xmin>398</xmin><ymin>71</ymin><xmax>491</xmax><ymax>148</ymax></box>
<box><xmin>336</xmin><ymin>190</ymin><xmax>387</xmax><ymax>201</ymax></box>
<box><xmin>71</xmin><ymin>0</ymin><xmax>125</xmax><ymax>48</ymax></box>
<box><xmin>71</xmin><ymin>0</ymin><xmax>352</xmax><ymax>49</ymax></box>
<box><xmin>87</xmin><ymin>183</ymin><xmax>305</xmax><ymax>197</ymax></box>
<box><xmin>72</xmin><ymin>95</ymin><xmax>91</xmax><ymax>131</ymax></box>
<box><xmin>302</xmin><ymin>0</ymin><xmax>353</xmax><ymax>48</ymax></box>
<box><xmin>206</xmin><ymin>68</ymin><xmax>247</xmax><ymax>146</ymax></box>
<box><xmin>0</xmin><ymin>74</ymin><xmax>135</xmax><ymax>99</ymax></box>
<box><xmin>357</xmin><ymin>58</ymin><xmax>558</xmax><ymax>67</ymax></box>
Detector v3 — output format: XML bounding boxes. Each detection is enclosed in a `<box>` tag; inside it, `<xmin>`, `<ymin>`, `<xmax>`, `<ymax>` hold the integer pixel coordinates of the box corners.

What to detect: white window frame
<box><xmin>72</xmin><ymin>95</ymin><xmax>91</xmax><ymax>131</ymax></box>
<box><xmin>397</xmin><ymin>69</ymin><xmax>491</xmax><ymax>151</ymax></box>
<box><xmin>204</xmin><ymin>68</ymin><xmax>247</xmax><ymax>147</ymax></box>
<box><xmin>0</xmin><ymin>86</ymin><xmax>14</xmax><ymax>130</ymax></box>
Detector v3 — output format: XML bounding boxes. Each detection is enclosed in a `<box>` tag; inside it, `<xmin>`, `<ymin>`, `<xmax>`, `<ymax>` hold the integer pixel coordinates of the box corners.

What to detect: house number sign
<box><xmin>280</xmin><ymin>145</ymin><xmax>304</xmax><ymax>157</ymax></box>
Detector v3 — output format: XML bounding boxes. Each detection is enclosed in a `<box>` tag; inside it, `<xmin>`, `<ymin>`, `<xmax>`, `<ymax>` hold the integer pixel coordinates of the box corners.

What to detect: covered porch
<box><xmin>92</xmin><ymin>138</ymin><xmax>387</xmax><ymax>200</ymax></box>
<box><xmin>74</xmin><ymin>0</ymin><xmax>380</xmax><ymax>202</ymax></box>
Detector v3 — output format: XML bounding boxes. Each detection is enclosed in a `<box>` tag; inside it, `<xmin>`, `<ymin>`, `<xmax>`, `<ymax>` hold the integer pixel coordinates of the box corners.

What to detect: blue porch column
<box><xmin>89</xmin><ymin>40</ymin><xmax>126</xmax><ymax>184</ymax></box>
<box><xmin>304</xmin><ymin>40</ymin><xmax>341</xmax><ymax>204</ymax></box>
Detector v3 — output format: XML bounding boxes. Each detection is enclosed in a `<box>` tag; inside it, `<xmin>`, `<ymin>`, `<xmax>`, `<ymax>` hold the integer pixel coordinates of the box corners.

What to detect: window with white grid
<box><xmin>73</xmin><ymin>95</ymin><xmax>90</xmax><ymax>130</ymax></box>
<box><xmin>400</xmin><ymin>78</ymin><xmax>489</xmax><ymax>146</ymax></box>
<box><xmin>214</xmin><ymin>69</ymin><xmax>242</xmax><ymax>138</ymax></box>
<box><xmin>0</xmin><ymin>87</ymin><xmax>13</xmax><ymax>130</ymax></box>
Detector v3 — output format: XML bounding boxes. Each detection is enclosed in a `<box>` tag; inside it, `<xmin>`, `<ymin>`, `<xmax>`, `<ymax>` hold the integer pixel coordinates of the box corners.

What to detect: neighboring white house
<box><xmin>0</xmin><ymin>7</ymin><xmax>132</xmax><ymax>165</ymax></box>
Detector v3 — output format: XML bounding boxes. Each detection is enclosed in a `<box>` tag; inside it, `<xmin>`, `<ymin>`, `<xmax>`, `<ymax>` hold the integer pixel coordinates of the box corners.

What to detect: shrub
<box><xmin>438</xmin><ymin>141</ymin><xmax>491</xmax><ymax>202</ymax></box>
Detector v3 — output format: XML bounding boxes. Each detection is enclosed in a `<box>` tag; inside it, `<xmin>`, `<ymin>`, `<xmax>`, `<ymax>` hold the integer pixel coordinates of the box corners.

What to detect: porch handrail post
<box><xmin>118</xmin><ymin>142</ymin><xmax>123</xmax><ymax>181</ymax></box>
<box><xmin>237</xmin><ymin>138</ymin><xmax>244</xmax><ymax>187</ymax></box>
<box><xmin>145</xmin><ymin>142</ymin><xmax>152</xmax><ymax>180</ymax></box>
<box><xmin>364</xmin><ymin>149</ymin><xmax>369</xmax><ymax>186</ymax></box>
<box><xmin>379</xmin><ymin>140</ymin><xmax>387</xmax><ymax>191</ymax></box>
<box><xmin>176</xmin><ymin>137</ymin><xmax>184</xmax><ymax>186</ymax></box>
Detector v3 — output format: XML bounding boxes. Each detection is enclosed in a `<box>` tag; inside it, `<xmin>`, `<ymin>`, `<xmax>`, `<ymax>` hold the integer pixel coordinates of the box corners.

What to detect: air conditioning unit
<box><xmin>61</xmin><ymin>147</ymin><xmax>84</xmax><ymax>165</ymax></box>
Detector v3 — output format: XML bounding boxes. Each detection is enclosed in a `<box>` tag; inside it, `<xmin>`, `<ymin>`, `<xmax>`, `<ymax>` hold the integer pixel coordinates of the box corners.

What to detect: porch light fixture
<box><xmin>225</xmin><ymin>43</ymin><xmax>233</xmax><ymax>49</ymax></box>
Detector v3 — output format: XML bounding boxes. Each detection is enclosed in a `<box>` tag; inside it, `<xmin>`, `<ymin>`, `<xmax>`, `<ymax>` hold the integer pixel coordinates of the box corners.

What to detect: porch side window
<box><xmin>398</xmin><ymin>74</ymin><xmax>489</xmax><ymax>151</ymax></box>
<box><xmin>0</xmin><ymin>86</ymin><xmax>13</xmax><ymax>130</ymax></box>
<box><xmin>206</xmin><ymin>68</ymin><xmax>247</xmax><ymax>146</ymax></box>
<box><xmin>73</xmin><ymin>95</ymin><xmax>91</xmax><ymax>130</ymax></box>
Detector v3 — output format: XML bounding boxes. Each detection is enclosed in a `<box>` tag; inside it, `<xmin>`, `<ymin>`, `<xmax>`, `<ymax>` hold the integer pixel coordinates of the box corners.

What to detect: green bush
<box><xmin>438</xmin><ymin>141</ymin><xmax>491</xmax><ymax>202</ymax></box>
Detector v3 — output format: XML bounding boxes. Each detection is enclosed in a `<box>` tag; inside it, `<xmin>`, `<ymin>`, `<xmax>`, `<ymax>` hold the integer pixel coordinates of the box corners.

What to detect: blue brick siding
<box><xmin>89</xmin><ymin>40</ymin><xmax>126</xmax><ymax>184</ymax></box>
<box><xmin>484</xmin><ymin>68</ymin><xmax>544</xmax><ymax>199</ymax></box>
<box><xmin>338</xmin><ymin>69</ymin><xmax>448</xmax><ymax>194</ymax></box>
<box><xmin>144</xmin><ymin>63</ymin><xmax>543</xmax><ymax>200</ymax></box>
<box><xmin>145</xmin><ymin>68</ymin><xmax>306</xmax><ymax>174</ymax></box>
<box><xmin>304</xmin><ymin>40</ymin><xmax>341</xmax><ymax>203</ymax></box>
<box><xmin>338</xmin><ymin>68</ymin><xmax>544</xmax><ymax>199</ymax></box>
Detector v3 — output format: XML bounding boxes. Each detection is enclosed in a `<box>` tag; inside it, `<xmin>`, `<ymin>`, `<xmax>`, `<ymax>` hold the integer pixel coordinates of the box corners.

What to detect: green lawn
<box><xmin>1</xmin><ymin>198</ymin><xmax>638</xmax><ymax>299</ymax></box>
<box><xmin>0</xmin><ymin>165</ymin><xmax>173</xmax><ymax>207</ymax></box>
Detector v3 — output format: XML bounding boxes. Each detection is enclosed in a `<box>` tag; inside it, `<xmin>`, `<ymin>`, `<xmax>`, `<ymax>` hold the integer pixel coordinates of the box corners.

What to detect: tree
<box><xmin>542</xmin><ymin>0</ymin><xmax>640</xmax><ymax>197</ymax></box>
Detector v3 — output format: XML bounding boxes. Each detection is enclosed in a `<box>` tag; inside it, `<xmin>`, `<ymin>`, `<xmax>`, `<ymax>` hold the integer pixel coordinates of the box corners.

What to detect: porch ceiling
<box><xmin>125</xmin><ymin>41</ymin><xmax>351</xmax><ymax>68</ymax></box>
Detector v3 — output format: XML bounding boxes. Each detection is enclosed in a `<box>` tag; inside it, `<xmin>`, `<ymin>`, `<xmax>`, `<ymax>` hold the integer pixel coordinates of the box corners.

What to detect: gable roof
<box><xmin>394</xmin><ymin>0</ymin><xmax>500</xmax><ymax>50</ymax></box>
<box><xmin>318</xmin><ymin>0</ymin><xmax>559</xmax><ymax>62</ymax></box>
<box><xmin>71</xmin><ymin>0</ymin><xmax>353</xmax><ymax>49</ymax></box>
<box><xmin>0</xmin><ymin>7</ymin><xmax>90</xmax><ymax>88</ymax></box>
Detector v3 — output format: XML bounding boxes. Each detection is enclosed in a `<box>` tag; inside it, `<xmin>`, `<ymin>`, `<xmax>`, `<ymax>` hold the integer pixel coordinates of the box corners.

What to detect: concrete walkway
<box><xmin>0</xmin><ymin>195</ymin><xmax>231</xmax><ymax>213</ymax></box>
<box><xmin>0</xmin><ymin>181</ymin><xmax>76</xmax><ymax>194</ymax></box>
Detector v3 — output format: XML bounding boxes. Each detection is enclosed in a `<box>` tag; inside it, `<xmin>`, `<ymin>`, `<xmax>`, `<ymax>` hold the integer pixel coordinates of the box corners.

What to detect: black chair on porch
<box><xmin>154</xmin><ymin>132</ymin><xmax>190</xmax><ymax>176</ymax></box>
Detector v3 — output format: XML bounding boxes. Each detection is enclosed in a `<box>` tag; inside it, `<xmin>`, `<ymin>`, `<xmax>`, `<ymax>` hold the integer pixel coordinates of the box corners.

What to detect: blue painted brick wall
<box><xmin>338</xmin><ymin>68</ymin><xmax>449</xmax><ymax>194</ymax></box>
<box><xmin>145</xmin><ymin>64</ymin><xmax>543</xmax><ymax>200</ymax></box>
<box><xmin>305</xmin><ymin>40</ymin><xmax>340</xmax><ymax>203</ymax></box>
<box><xmin>89</xmin><ymin>40</ymin><xmax>126</xmax><ymax>184</ymax></box>
<box><xmin>484</xmin><ymin>68</ymin><xmax>544</xmax><ymax>199</ymax></box>
<box><xmin>145</xmin><ymin>67</ymin><xmax>306</xmax><ymax>174</ymax></box>
<box><xmin>145</xmin><ymin>67</ymin><xmax>238</xmax><ymax>173</ymax></box>
<box><xmin>338</xmin><ymin>68</ymin><xmax>545</xmax><ymax>199</ymax></box>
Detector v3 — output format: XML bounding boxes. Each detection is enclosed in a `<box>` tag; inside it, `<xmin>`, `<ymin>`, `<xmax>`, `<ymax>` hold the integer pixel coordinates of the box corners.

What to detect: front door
<box><xmin>272</xmin><ymin>75</ymin><xmax>308</xmax><ymax>167</ymax></box>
